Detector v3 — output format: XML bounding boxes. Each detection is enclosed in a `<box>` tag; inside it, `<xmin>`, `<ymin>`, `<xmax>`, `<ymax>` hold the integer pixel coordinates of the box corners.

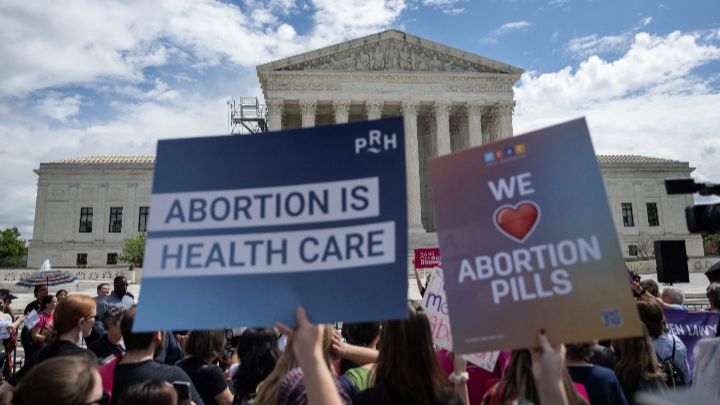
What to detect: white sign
<box><xmin>422</xmin><ymin>268</ymin><xmax>500</xmax><ymax>372</ymax></box>
<box><xmin>24</xmin><ymin>310</ymin><xmax>39</xmax><ymax>330</ymax></box>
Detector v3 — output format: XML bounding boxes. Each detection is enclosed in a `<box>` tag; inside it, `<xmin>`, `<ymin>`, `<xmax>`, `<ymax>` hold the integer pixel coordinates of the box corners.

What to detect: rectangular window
<box><xmin>138</xmin><ymin>206</ymin><xmax>149</xmax><ymax>232</ymax></box>
<box><xmin>621</xmin><ymin>203</ymin><xmax>634</xmax><ymax>227</ymax></box>
<box><xmin>79</xmin><ymin>207</ymin><xmax>93</xmax><ymax>233</ymax></box>
<box><xmin>647</xmin><ymin>202</ymin><xmax>659</xmax><ymax>227</ymax></box>
<box><xmin>628</xmin><ymin>245</ymin><xmax>638</xmax><ymax>256</ymax></box>
<box><xmin>76</xmin><ymin>253</ymin><xmax>88</xmax><ymax>266</ymax></box>
<box><xmin>109</xmin><ymin>207</ymin><xmax>123</xmax><ymax>233</ymax></box>
<box><xmin>107</xmin><ymin>253</ymin><xmax>118</xmax><ymax>265</ymax></box>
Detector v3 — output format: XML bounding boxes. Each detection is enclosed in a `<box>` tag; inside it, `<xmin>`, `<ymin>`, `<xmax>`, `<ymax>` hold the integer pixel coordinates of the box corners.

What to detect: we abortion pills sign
<box><xmin>134</xmin><ymin>118</ymin><xmax>408</xmax><ymax>331</ymax></box>
<box><xmin>429</xmin><ymin>118</ymin><xmax>642</xmax><ymax>352</ymax></box>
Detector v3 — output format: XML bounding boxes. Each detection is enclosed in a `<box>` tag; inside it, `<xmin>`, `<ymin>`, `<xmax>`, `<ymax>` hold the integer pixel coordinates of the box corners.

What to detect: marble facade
<box><xmin>257</xmin><ymin>30</ymin><xmax>523</xmax><ymax>243</ymax></box>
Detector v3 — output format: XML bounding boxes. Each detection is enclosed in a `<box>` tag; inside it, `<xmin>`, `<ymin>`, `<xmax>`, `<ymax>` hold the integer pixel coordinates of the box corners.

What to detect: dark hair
<box><xmin>639</xmin><ymin>279</ymin><xmax>660</xmax><ymax>297</ymax></box>
<box><xmin>40</xmin><ymin>294</ymin><xmax>55</xmax><ymax>311</ymax></box>
<box><xmin>118</xmin><ymin>379</ymin><xmax>177</xmax><ymax>405</ymax></box>
<box><xmin>373</xmin><ymin>305</ymin><xmax>447</xmax><ymax>405</ymax></box>
<box><xmin>121</xmin><ymin>306</ymin><xmax>156</xmax><ymax>351</ymax></box>
<box><xmin>56</xmin><ymin>289</ymin><xmax>68</xmax><ymax>297</ymax></box>
<box><xmin>33</xmin><ymin>285</ymin><xmax>47</xmax><ymax>297</ymax></box>
<box><xmin>0</xmin><ymin>356</ymin><xmax>98</xmax><ymax>405</ymax></box>
<box><xmin>342</xmin><ymin>322</ymin><xmax>381</xmax><ymax>346</ymax></box>
<box><xmin>233</xmin><ymin>328</ymin><xmax>280</xmax><ymax>401</ymax></box>
<box><xmin>184</xmin><ymin>329</ymin><xmax>226</xmax><ymax>359</ymax></box>
<box><xmin>46</xmin><ymin>295</ymin><xmax>96</xmax><ymax>343</ymax></box>
<box><xmin>101</xmin><ymin>305</ymin><xmax>125</xmax><ymax>329</ymax></box>
<box><xmin>707</xmin><ymin>283</ymin><xmax>720</xmax><ymax>310</ymax></box>
<box><xmin>565</xmin><ymin>342</ymin><xmax>595</xmax><ymax>362</ymax></box>
<box><xmin>636</xmin><ymin>299</ymin><xmax>667</xmax><ymax>338</ymax></box>
<box><xmin>612</xmin><ymin>323</ymin><xmax>665</xmax><ymax>394</ymax></box>
<box><xmin>339</xmin><ymin>322</ymin><xmax>381</xmax><ymax>373</ymax></box>
<box><xmin>501</xmin><ymin>350</ymin><xmax>586</xmax><ymax>405</ymax></box>
<box><xmin>114</xmin><ymin>275</ymin><xmax>127</xmax><ymax>284</ymax></box>
<box><xmin>97</xmin><ymin>283</ymin><xmax>109</xmax><ymax>292</ymax></box>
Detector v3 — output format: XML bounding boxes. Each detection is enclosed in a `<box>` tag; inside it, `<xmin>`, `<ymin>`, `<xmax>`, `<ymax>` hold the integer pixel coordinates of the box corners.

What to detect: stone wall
<box><xmin>625</xmin><ymin>257</ymin><xmax>719</xmax><ymax>275</ymax></box>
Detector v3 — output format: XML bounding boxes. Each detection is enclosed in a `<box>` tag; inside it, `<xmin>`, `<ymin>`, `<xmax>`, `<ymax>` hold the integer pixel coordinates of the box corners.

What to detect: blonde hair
<box><xmin>253</xmin><ymin>326</ymin><xmax>333</xmax><ymax>405</ymax></box>
<box><xmin>45</xmin><ymin>295</ymin><xmax>95</xmax><ymax>343</ymax></box>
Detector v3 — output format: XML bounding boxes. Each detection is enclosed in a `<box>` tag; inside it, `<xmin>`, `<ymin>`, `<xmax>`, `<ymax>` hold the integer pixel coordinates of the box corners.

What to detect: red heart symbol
<box><xmin>493</xmin><ymin>201</ymin><xmax>540</xmax><ymax>243</ymax></box>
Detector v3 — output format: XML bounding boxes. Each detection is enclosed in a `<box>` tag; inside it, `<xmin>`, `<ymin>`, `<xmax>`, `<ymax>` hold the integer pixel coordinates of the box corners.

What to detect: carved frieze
<box><xmin>275</xmin><ymin>38</ymin><xmax>505</xmax><ymax>74</ymax></box>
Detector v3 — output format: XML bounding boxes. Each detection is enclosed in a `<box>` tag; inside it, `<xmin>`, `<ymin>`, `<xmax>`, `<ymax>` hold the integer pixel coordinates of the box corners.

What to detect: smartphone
<box><xmin>172</xmin><ymin>381</ymin><xmax>191</xmax><ymax>403</ymax></box>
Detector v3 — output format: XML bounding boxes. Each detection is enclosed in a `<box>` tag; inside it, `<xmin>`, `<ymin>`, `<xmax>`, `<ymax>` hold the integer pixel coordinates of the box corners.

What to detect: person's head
<box><xmin>101</xmin><ymin>305</ymin><xmax>125</xmax><ymax>344</ymax></box>
<box><xmin>661</xmin><ymin>286</ymin><xmax>684</xmax><ymax>305</ymax></box>
<box><xmin>97</xmin><ymin>283</ymin><xmax>110</xmax><ymax>299</ymax></box>
<box><xmin>33</xmin><ymin>284</ymin><xmax>48</xmax><ymax>300</ymax></box>
<box><xmin>184</xmin><ymin>329</ymin><xmax>226</xmax><ymax>361</ymax></box>
<box><xmin>40</xmin><ymin>294</ymin><xmax>57</xmax><ymax>312</ymax></box>
<box><xmin>46</xmin><ymin>295</ymin><xmax>96</xmax><ymax>343</ymax></box>
<box><xmin>639</xmin><ymin>279</ymin><xmax>660</xmax><ymax>297</ymax></box>
<box><xmin>707</xmin><ymin>283</ymin><xmax>720</xmax><ymax>311</ymax></box>
<box><xmin>56</xmin><ymin>289</ymin><xmax>69</xmax><ymax>302</ymax></box>
<box><xmin>341</xmin><ymin>321</ymin><xmax>381</xmax><ymax>348</ymax></box>
<box><xmin>372</xmin><ymin>304</ymin><xmax>446</xmax><ymax>405</ymax></box>
<box><xmin>0</xmin><ymin>355</ymin><xmax>104</xmax><ymax>405</ymax></box>
<box><xmin>565</xmin><ymin>342</ymin><xmax>595</xmax><ymax>362</ymax></box>
<box><xmin>255</xmin><ymin>327</ymin><xmax>332</xmax><ymax>405</ymax></box>
<box><xmin>114</xmin><ymin>276</ymin><xmax>128</xmax><ymax>296</ymax></box>
<box><xmin>118</xmin><ymin>379</ymin><xmax>177</xmax><ymax>405</ymax></box>
<box><xmin>121</xmin><ymin>306</ymin><xmax>163</xmax><ymax>354</ymax></box>
<box><xmin>612</xmin><ymin>323</ymin><xmax>665</xmax><ymax>393</ymax></box>
<box><xmin>234</xmin><ymin>328</ymin><xmax>280</xmax><ymax>400</ymax></box>
<box><xmin>0</xmin><ymin>289</ymin><xmax>17</xmax><ymax>307</ymax></box>
<box><xmin>501</xmin><ymin>349</ymin><xmax>585</xmax><ymax>405</ymax></box>
<box><xmin>636</xmin><ymin>299</ymin><xmax>667</xmax><ymax>339</ymax></box>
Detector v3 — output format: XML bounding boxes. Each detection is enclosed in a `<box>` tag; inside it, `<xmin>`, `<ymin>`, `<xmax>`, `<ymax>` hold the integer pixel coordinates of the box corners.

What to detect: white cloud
<box><xmin>0</xmin><ymin>0</ymin><xmax>406</xmax><ymax>97</ymax></box>
<box><xmin>515</xmin><ymin>30</ymin><xmax>720</xmax><ymax>204</ymax></box>
<box><xmin>482</xmin><ymin>21</ymin><xmax>533</xmax><ymax>44</ymax></box>
<box><xmin>567</xmin><ymin>34</ymin><xmax>632</xmax><ymax>58</ymax></box>
<box><xmin>37</xmin><ymin>93</ymin><xmax>83</xmax><ymax>122</ymax></box>
<box><xmin>421</xmin><ymin>0</ymin><xmax>465</xmax><ymax>15</ymax></box>
<box><xmin>641</xmin><ymin>16</ymin><xmax>653</xmax><ymax>27</ymax></box>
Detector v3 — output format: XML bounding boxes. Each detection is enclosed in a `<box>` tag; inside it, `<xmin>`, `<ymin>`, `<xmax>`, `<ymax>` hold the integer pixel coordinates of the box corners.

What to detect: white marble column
<box><xmin>401</xmin><ymin>100</ymin><xmax>424</xmax><ymax>232</ymax></box>
<box><xmin>433</xmin><ymin>100</ymin><xmax>451</xmax><ymax>156</ymax></box>
<box><xmin>299</xmin><ymin>99</ymin><xmax>317</xmax><ymax>128</ymax></box>
<box><xmin>366</xmin><ymin>100</ymin><xmax>383</xmax><ymax>120</ymax></box>
<box><xmin>497</xmin><ymin>102</ymin><xmax>515</xmax><ymax>139</ymax></box>
<box><xmin>266</xmin><ymin>99</ymin><xmax>284</xmax><ymax>131</ymax></box>
<box><xmin>466</xmin><ymin>101</ymin><xmax>483</xmax><ymax>146</ymax></box>
<box><xmin>483</xmin><ymin>107</ymin><xmax>499</xmax><ymax>144</ymax></box>
<box><xmin>333</xmin><ymin>99</ymin><xmax>350</xmax><ymax>124</ymax></box>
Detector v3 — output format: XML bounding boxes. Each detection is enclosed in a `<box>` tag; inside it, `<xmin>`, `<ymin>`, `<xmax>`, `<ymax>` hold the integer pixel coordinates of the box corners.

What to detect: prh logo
<box><xmin>355</xmin><ymin>129</ymin><xmax>397</xmax><ymax>154</ymax></box>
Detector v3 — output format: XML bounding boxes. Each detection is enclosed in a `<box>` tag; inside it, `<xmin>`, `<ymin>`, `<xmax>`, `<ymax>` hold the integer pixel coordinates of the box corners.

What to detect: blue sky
<box><xmin>1</xmin><ymin>0</ymin><xmax>719</xmax><ymax>238</ymax></box>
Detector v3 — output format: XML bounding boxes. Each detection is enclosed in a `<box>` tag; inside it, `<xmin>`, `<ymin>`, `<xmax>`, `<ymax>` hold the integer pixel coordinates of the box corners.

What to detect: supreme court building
<box><xmin>26</xmin><ymin>30</ymin><xmax>703</xmax><ymax>268</ymax></box>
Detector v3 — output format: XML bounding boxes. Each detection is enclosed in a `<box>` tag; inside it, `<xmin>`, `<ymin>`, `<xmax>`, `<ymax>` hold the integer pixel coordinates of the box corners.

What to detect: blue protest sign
<box><xmin>134</xmin><ymin>118</ymin><xmax>408</xmax><ymax>331</ymax></box>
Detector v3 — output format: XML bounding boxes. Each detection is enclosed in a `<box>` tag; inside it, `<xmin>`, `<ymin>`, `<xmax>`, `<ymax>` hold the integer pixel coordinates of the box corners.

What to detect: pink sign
<box><xmin>414</xmin><ymin>248</ymin><xmax>441</xmax><ymax>268</ymax></box>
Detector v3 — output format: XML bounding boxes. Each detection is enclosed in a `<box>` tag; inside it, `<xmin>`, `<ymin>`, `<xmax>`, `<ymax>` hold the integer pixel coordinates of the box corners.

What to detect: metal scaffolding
<box><xmin>227</xmin><ymin>97</ymin><xmax>267</xmax><ymax>135</ymax></box>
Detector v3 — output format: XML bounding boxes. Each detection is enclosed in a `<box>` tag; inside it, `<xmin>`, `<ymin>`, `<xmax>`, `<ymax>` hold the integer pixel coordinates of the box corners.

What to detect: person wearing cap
<box><xmin>0</xmin><ymin>289</ymin><xmax>25</xmax><ymax>379</ymax></box>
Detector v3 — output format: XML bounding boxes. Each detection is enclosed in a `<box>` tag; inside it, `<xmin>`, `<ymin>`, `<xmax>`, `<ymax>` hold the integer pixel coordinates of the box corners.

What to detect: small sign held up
<box><xmin>414</xmin><ymin>248</ymin><xmax>442</xmax><ymax>269</ymax></box>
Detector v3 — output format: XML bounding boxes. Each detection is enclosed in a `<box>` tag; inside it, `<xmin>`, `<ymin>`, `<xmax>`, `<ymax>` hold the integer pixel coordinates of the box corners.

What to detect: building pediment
<box><xmin>257</xmin><ymin>29</ymin><xmax>523</xmax><ymax>75</ymax></box>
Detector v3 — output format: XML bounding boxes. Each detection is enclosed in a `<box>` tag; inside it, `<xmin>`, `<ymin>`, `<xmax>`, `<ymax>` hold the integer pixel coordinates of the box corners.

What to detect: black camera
<box><xmin>665</xmin><ymin>179</ymin><xmax>720</xmax><ymax>233</ymax></box>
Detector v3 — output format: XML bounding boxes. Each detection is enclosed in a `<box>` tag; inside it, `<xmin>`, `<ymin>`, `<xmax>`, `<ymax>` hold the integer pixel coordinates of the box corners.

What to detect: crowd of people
<box><xmin>0</xmin><ymin>274</ymin><xmax>715</xmax><ymax>404</ymax></box>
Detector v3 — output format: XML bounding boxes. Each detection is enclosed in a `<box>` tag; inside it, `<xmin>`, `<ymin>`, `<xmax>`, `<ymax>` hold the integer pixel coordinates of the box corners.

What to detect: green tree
<box><xmin>0</xmin><ymin>227</ymin><xmax>26</xmax><ymax>267</ymax></box>
<box><xmin>703</xmin><ymin>233</ymin><xmax>720</xmax><ymax>256</ymax></box>
<box><xmin>119</xmin><ymin>233</ymin><xmax>146</xmax><ymax>270</ymax></box>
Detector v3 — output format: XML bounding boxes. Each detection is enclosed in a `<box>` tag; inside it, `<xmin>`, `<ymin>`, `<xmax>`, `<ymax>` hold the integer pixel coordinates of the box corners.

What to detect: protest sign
<box><xmin>135</xmin><ymin>118</ymin><xmax>408</xmax><ymax>331</ymax></box>
<box><xmin>664</xmin><ymin>308</ymin><xmax>719</xmax><ymax>373</ymax></box>
<box><xmin>24</xmin><ymin>310</ymin><xmax>39</xmax><ymax>330</ymax></box>
<box><xmin>422</xmin><ymin>268</ymin><xmax>500</xmax><ymax>372</ymax></box>
<box><xmin>429</xmin><ymin>118</ymin><xmax>642</xmax><ymax>352</ymax></box>
<box><xmin>415</xmin><ymin>248</ymin><xmax>441</xmax><ymax>268</ymax></box>
<box><xmin>0</xmin><ymin>320</ymin><xmax>10</xmax><ymax>339</ymax></box>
